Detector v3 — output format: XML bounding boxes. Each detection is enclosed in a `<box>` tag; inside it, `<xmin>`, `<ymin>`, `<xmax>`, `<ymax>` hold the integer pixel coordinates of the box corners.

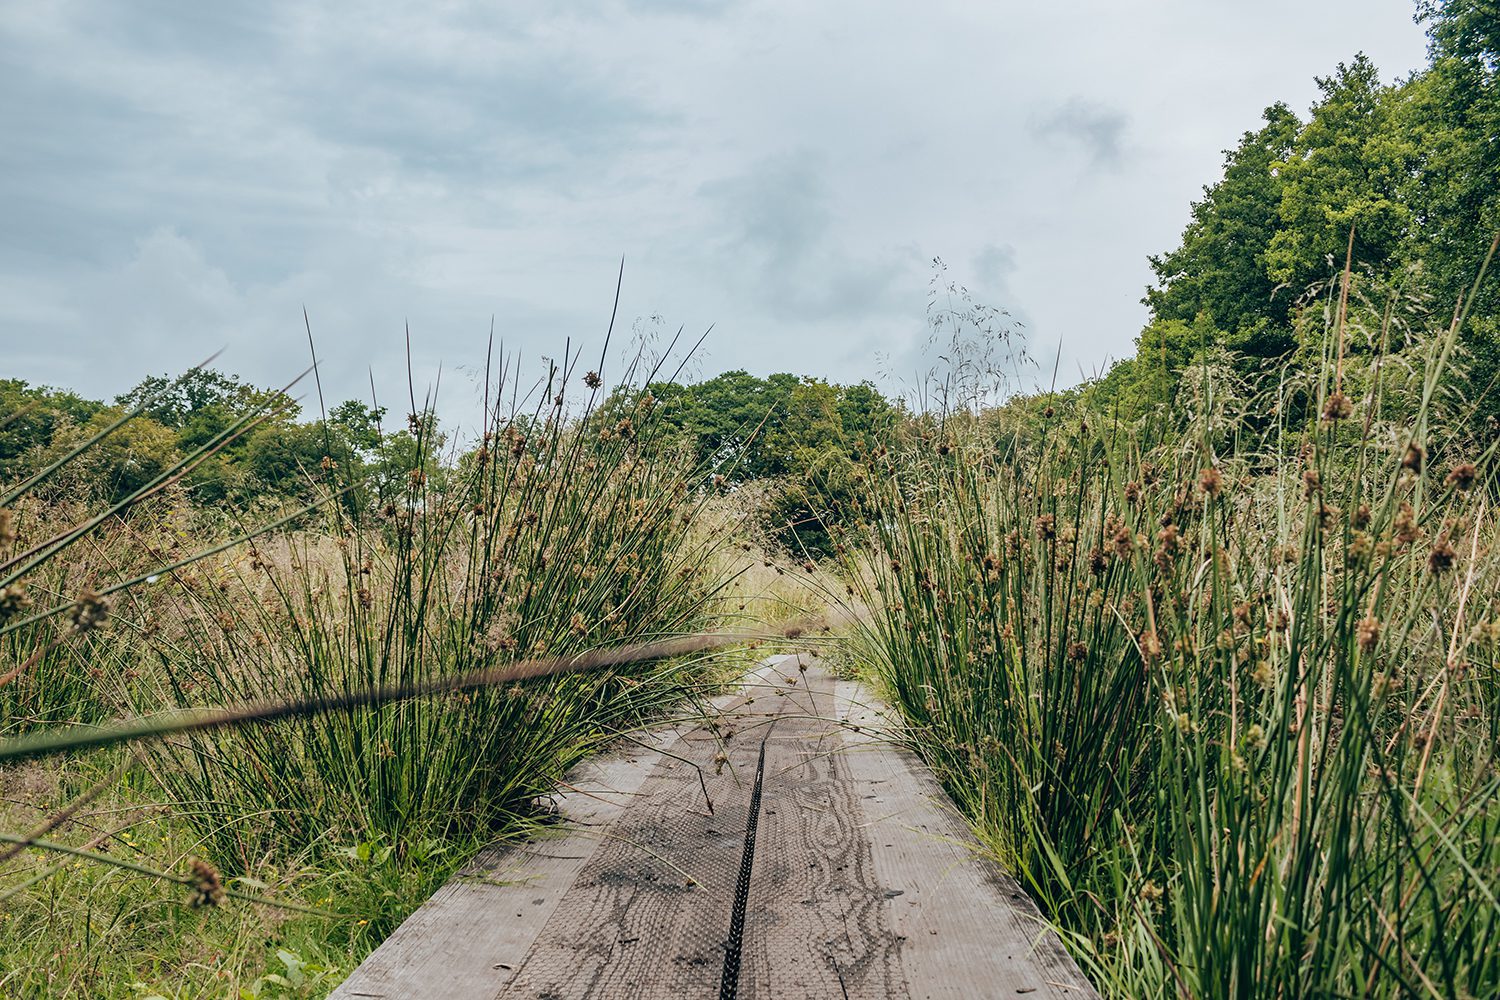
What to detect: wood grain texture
<box><xmin>501</xmin><ymin>658</ymin><xmax>814</xmax><ymax>997</ymax></box>
<box><xmin>833</xmin><ymin>677</ymin><xmax>1100</xmax><ymax>999</ymax></box>
<box><xmin>738</xmin><ymin>661</ymin><xmax>905</xmax><ymax>999</ymax></box>
<box><xmin>333</xmin><ymin>655</ymin><xmax>1099</xmax><ymax>999</ymax></box>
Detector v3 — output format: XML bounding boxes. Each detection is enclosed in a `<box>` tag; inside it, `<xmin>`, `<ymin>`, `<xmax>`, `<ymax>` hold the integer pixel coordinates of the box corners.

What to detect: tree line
<box><xmin>1086</xmin><ymin>0</ymin><xmax>1499</xmax><ymax>427</ymax></box>
<box><xmin>0</xmin><ymin>367</ymin><xmax>896</xmax><ymax>555</ymax></box>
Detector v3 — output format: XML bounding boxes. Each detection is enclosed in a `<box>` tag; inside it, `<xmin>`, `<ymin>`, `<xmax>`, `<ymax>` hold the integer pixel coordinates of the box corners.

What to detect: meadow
<box><xmin>6</xmin><ymin>254</ymin><xmax>1498</xmax><ymax>1000</ymax></box>
<box><xmin>5</xmin><ymin>2</ymin><xmax>1500</xmax><ymax>997</ymax></box>
<box><xmin>0</xmin><ymin>345</ymin><xmax>826</xmax><ymax>997</ymax></box>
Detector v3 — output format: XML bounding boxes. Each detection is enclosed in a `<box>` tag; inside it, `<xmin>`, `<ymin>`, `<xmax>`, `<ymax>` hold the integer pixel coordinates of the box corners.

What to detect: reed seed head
<box><xmin>1394</xmin><ymin>502</ymin><xmax>1420</xmax><ymax>546</ymax></box>
<box><xmin>66</xmin><ymin>593</ymin><xmax>108</xmax><ymax>632</ymax></box>
<box><xmin>0</xmin><ymin>582</ymin><xmax>33</xmax><ymax>623</ymax></box>
<box><xmin>1445</xmin><ymin>463</ymin><xmax>1477</xmax><ymax>490</ymax></box>
<box><xmin>1139</xmin><ymin>629</ymin><xmax>1162</xmax><ymax>663</ymax></box>
<box><xmin>1322</xmin><ymin>391</ymin><xmax>1354</xmax><ymax>422</ymax></box>
<box><xmin>1402</xmin><ymin>442</ymin><xmax>1425</xmax><ymax>472</ymax></box>
<box><xmin>1154</xmin><ymin>524</ymin><xmax>1180</xmax><ymax>571</ymax></box>
<box><xmin>187</xmin><ymin>859</ymin><xmax>225</xmax><ymax>907</ymax></box>
<box><xmin>1428</xmin><ymin>531</ymin><xmax>1456</xmax><ymax>574</ymax></box>
<box><xmin>1251</xmin><ymin>659</ymin><xmax>1274</xmax><ymax>690</ymax></box>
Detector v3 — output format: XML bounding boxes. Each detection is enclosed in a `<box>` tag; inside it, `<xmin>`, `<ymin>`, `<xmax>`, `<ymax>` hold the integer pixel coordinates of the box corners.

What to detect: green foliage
<box><xmin>0</xmin><ymin>381</ymin><xmax>102</xmax><ymax>482</ymax></box>
<box><xmin>0</xmin><ymin>348</ymin><xmax>741</xmax><ymax>998</ymax></box>
<box><xmin>642</xmin><ymin>371</ymin><xmax>897</xmax><ymax>556</ymax></box>
<box><xmin>1266</xmin><ymin>55</ymin><xmax>1418</xmax><ymax>287</ymax></box>
<box><xmin>133</xmin><ymin>355</ymin><xmax>732</xmax><ymax>866</ymax></box>
<box><xmin>1147</xmin><ymin>103</ymin><xmax>1300</xmax><ymax>349</ymax></box>
<box><xmin>1130</xmin><ymin>9</ymin><xmax>1500</xmax><ymax>427</ymax></box>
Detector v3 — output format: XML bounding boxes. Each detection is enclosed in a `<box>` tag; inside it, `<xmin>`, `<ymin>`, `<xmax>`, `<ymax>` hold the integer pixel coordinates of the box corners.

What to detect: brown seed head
<box><xmin>1445</xmin><ymin>463</ymin><xmax>1477</xmax><ymax>490</ymax></box>
<box><xmin>1394</xmin><ymin>502</ymin><xmax>1420</xmax><ymax>546</ymax></box>
<box><xmin>1428</xmin><ymin>531</ymin><xmax>1457</xmax><ymax>574</ymax></box>
<box><xmin>1401</xmin><ymin>442</ymin><xmax>1425</xmax><ymax>473</ymax></box>
<box><xmin>1154</xmin><ymin>524</ymin><xmax>1180</xmax><ymax>571</ymax></box>
<box><xmin>1138</xmin><ymin>629</ymin><xmax>1162</xmax><ymax>663</ymax></box>
<box><xmin>187</xmin><ymin>859</ymin><xmax>225</xmax><ymax>908</ymax></box>
<box><xmin>0</xmin><ymin>582</ymin><xmax>33</xmax><ymax>624</ymax></box>
<box><xmin>69</xmin><ymin>590</ymin><xmax>109</xmax><ymax>634</ymax></box>
<box><xmin>1321</xmin><ymin>391</ymin><xmax>1353</xmax><ymax>422</ymax></box>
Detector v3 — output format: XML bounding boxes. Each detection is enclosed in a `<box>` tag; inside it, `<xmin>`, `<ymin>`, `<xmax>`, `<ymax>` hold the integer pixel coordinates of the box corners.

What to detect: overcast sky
<box><xmin>2</xmin><ymin>1</ymin><xmax>1431</xmax><ymax>431</ymax></box>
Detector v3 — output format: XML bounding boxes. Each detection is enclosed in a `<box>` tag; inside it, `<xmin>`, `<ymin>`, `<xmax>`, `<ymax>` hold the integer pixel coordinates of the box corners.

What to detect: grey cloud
<box><xmin>973</xmin><ymin>243</ymin><xmax>1019</xmax><ymax>288</ymax></box>
<box><xmin>1029</xmin><ymin>98</ymin><xmax>1129</xmax><ymax>169</ymax></box>
<box><xmin>2</xmin><ymin>1</ymin><xmax>668</xmax><ymax>263</ymax></box>
<box><xmin>622</xmin><ymin>0</ymin><xmax>737</xmax><ymax>16</ymax></box>
<box><xmin>700</xmin><ymin>152</ymin><xmax>916</xmax><ymax>323</ymax></box>
<box><xmin>1</xmin><ymin>0</ymin><xmax>1432</xmax><ymax>424</ymax></box>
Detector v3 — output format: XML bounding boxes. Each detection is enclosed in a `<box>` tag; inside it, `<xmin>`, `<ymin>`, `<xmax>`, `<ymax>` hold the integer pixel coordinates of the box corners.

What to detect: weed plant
<box><xmin>843</xmin><ymin>277</ymin><xmax>1500</xmax><ymax>997</ymax></box>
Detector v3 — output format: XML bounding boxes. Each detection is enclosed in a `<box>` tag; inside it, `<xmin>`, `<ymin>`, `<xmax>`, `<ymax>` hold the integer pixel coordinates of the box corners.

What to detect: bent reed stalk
<box><xmin>0</xmin><ymin>625</ymin><xmax>799</xmax><ymax>765</ymax></box>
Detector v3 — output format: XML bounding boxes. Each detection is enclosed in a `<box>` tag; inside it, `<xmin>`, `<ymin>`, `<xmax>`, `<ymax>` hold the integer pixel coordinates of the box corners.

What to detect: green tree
<box><xmin>49</xmin><ymin>407</ymin><xmax>179</xmax><ymax>502</ymax></box>
<box><xmin>0</xmin><ymin>380</ymin><xmax>103</xmax><ymax>482</ymax></box>
<box><xmin>116</xmin><ymin>369</ymin><xmax>298</xmax><ymax>504</ymax></box>
<box><xmin>643</xmin><ymin>372</ymin><xmax>899</xmax><ymax>556</ymax></box>
<box><xmin>1411</xmin><ymin>1</ymin><xmax>1500</xmax><ymax>418</ymax></box>
<box><xmin>1147</xmin><ymin>103</ymin><xmax>1301</xmax><ymax>358</ymax></box>
<box><xmin>1265</xmin><ymin>55</ymin><xmax>1417</xmax><ymax>290</ymax></box>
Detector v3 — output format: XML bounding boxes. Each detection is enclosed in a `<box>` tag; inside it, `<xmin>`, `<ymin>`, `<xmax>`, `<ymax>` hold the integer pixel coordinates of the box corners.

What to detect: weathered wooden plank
<box><xmin>500</xmin><ymin>660</ymin><xmax>805</xmax><ymax>997</ymax></box>
<box><xmin>833</xmin><ymin>676</ymin><xmax>1100</xmax><ymax>999</ymax></box>
<box><xmin>738</xmin><ymin>662</ymin><xmax>905</xmax><ymax>999</ymax></box>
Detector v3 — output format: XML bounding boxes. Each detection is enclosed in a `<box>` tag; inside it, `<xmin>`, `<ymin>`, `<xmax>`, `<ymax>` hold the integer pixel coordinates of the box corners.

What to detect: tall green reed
<box><xmin>133</xmin><ymin>346</ymin><xmax>736</xmax><ymax>868</ymax></box>
<box><xmin>843</xmin><ymin>266</ymin><xmax>1499</xmax><ymax>997</ymax></box>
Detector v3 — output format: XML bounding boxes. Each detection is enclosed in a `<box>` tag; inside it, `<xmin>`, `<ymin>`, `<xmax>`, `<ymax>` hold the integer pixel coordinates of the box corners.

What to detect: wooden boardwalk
<box><xmin>332</xmin><ymin>655</ymin><xmax>1098</xmax><ymax>999</ymax></box>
